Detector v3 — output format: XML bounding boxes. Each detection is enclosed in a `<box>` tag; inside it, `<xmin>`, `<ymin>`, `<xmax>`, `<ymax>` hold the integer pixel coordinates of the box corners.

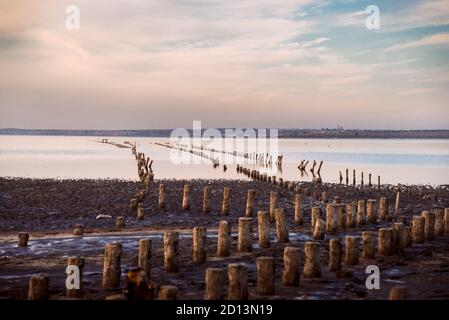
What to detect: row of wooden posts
<box><xmin>340</xmin><ymin>168</ymin><xmax>380</xmax><ymax>188</ymax></box>
<box><xmin>21</xmin><ymin>204</ymin><xmax>449</xmax><ymax>300</ymax></box>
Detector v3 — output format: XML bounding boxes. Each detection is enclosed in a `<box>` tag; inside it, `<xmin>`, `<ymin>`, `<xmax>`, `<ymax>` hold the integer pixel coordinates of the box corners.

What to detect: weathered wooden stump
<box><xmin>393</xmin><ymin>222</ymin><xmax>404</xmax><ymax>254</ymax></box>
<box><xmin>326</xmin><ymin>204</ymin><xmax>338</xmax><ymax>234</ymax></box>
<box><xmin>158</xmin><ymin>184</ymin><xmax>166</xmax><ymax>209</ymax></box>
<box><xmin>222</xmin><ymin>187</ymin><xmax>231</xmax><ymax>215</ymax></box>
<box><xmin>422</xmin><ymin>211</ymin><xmax>435</xmax><ymax>240</ymax></box>
<box><xmin>217</xmin><ymin>221</ymin><xmax>231</xmax><ymax>257</ymax></box>
<box><xmin>28</xmin><ymin>274</ymin><xmax>49</xmax><ymax>300</ymax></box>
<box><xmin>345</xmin><ymin>236</ymin><xmax>359</xmax><ymax>265</ymax></box>
<box><xmin>192</xmin><ymin>226</ymin><xmax>207</xmax><ymax>264</ymax></box>
<box><xmin>412</xmin><ymin>215</ymin><xmax>425</xmax><ymax>243</ymax></box>
<box><xmin>345</xmin><ymin>202</ymin><xmax>357</xmax><ymax>228</ymax></box>
<box><xmin>238</xmin><ymin>218</ymin><xmax>252</xmax><ymax>252</ymax></box>
<box><xmin>337</xmin><ymin>204</ymin><xmax>346</xmax><ymax>230</ymax></box>
<box><xmin>136</xmin><ymin>204</ymin><xmax>144</xmax><ymax>220</ymax></box>
<box><xmin>379</xmin><ymin>197</ymin><xmax>388</xmax><ymax>220</ymax></box>
<box><xmin>311</xmin><ymin>207</ymin><xmax>322</xmax><ymax>232</ymax></box>
<box><xmin>256</xmin><ymin>257</ymin><xmax>275</xmax><ymax>295</ymax></box>
<box><xmin>73</xmin><ymin>224</ymin><xmax>84</xmax><ymax>236</ymax></box>
<box><xmin>329</xmin><ymin>238</ymin><xmax>342</xmax><ymax>271</ymax></box>
<box><xmin>362</xmin><ymin>231</ymin><xmax>375</xmax><ymax>259</ymax></box>
<box><xmin>294</xmin><ymin>193</ymin><xmax>303</xmax><ymax>224</ymax></box>
<box><xmin>164</xmin><ymin>232</ymin><xmax>179</xmax><ymax>272</ymax></box>
<box><xmin>378</xmin><ymin>228</ymin><xmax>393</xmax><ymax>256</ymax></box>
<box><xmin>403</xmin><ymin>226</ymin><xmax>412</xmax><ymax>248</ymax></box>
<box><xmin>102</xmin><ymin>243</ymin><xmax>122</xmax><ymax>289</ymax></box>
<box><xmin>18</xmin><ymin>232</ymin><xmax>29</xmax><ymax>247</ymax></box>
<box><xmin>182</xmin><ymin>184</ymin><xmax>190</xmax><ymax>210</ymax></box>
<box><xmin>159</xmin><ymin>285</ymin><xmax>178</xmax><ymax>300</ymax></box>
<box><xmin>313</xmin><ymin>218</ymin><xmax>326</xmax><ymax>240</ymax></box>
<box><xmin>434</xmin><ymin>210</ymin><xmax>444</xmax><ymax>238</ymax></box>
<box><xmin>257</xmin><ymin>211</ymin><xmax>270</xmax><ymax>248</ymax></box>
<box><xmin>202</xmin><ymin>186</ymin><xmax>211</xmax><ymax>213</ymax></box>
<box><xmin>228</xmin><ymin>264</ymin><xmax>248</xmax><ymax>300</ymax></box>
<box><xmin>275</xmin><ymin>208</ymin><xmax>289</xmax><ymax>243</ymax></box>
<box><xmin>204</xmin><ymin>268</ymin><xmax>226</xmax><ymax>300</ymax></box>
<box><xmin>303</xmin><ymin>242</ymin><xmax>321</xmax><ymax>278</ymax></box>
<box><xmin>116</xmin><ymin>216</ymin><xmax>125</xmax><ymax>229</ymax></box>
<box><xmin>282</xmin><ymin>247</ymin><xmax>301</xmax><ymax>286</ymax></box>
<box><xmin>245</xmin><ymin>189</ymin><xmax>255</xmax><ymax>217</ymax></box>
<box><xmin>138</xmin><ymin>239</ymin><xmax>152</xmax><ymax>279</ymax></box>
<box><xmin>357</xmin><ymin>200</ymin><xmax>366</xmax><ymax>225</ymax></box>
<box><xmin>366</xmin><ymin>199</ymin><xmax>377</xmax><ymax>224</ymax></box>
<box><xmin>444</xmin><ymin>208</ymin><xmax>449</xmax><ymax>235</ymax></box>
<box><xmin>67</xmin><ymin>256</ymin><xmax>84</xmax><ymax>298</ymax></box>
<box><xmin>269</xmin><ymin>192</ymin><xmax>277</xmax><ymax>222</ymax></box>
<box><xmin>126</xmin><ymin>268</ymin><xmax>153</xmax><ymax>300</ymax></box>
<box><xmin>389</xmin><ymin>286</ymin><xmax>407</xmax><ymax>300</ymax></box>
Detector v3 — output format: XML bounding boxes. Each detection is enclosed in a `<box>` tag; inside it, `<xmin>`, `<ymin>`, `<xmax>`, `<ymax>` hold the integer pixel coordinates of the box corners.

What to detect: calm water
<box><xmin>0</xmin><ymin>135</ymin><xmax>448</xmax><ymax>185</ymax></box>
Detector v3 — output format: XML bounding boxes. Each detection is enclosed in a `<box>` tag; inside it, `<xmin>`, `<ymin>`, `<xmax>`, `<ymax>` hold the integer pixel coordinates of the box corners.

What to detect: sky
<box><xmin>0</xmin><ymin>0</ymin><xmax>448</xmax><ymax>130</ymax></box>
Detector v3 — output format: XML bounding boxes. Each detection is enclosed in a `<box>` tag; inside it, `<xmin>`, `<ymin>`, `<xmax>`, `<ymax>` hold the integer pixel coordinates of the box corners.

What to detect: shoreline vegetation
<box><xmin>1</xmin><ymin>128</ymin><xmax>449</xmax><ymax>139</ymax></box>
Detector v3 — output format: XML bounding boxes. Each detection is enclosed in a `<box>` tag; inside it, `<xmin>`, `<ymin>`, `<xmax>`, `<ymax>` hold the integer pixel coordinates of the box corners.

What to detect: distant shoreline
<box><xmin>1</xmin><ymin>128</ymin><xmax>449</xmax><ymax>139</ymax></box>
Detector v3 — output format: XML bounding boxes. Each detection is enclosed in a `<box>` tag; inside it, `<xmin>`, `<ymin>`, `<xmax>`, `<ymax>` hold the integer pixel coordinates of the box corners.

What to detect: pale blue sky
<box><xmin>0</xmin><ymin>0</ymin><xmax>448</xmax><ymax>129</ymax></box>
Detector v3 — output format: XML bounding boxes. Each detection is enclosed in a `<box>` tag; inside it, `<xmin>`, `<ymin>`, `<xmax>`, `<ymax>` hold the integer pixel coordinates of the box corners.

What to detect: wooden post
<box><xmin>257</xmin><ymin>211</ymin><xmax>270</xmax><ymax>248</ymax></box>
<box><xmin>394</xmin><ymin>191</ymin><xmax>400</xmax><ymax>219</ymax></box>
<box><xmin>116</xmin><ymin>216</ymin><xmax>125</xmax><ymax>229</ymax></box>
<box><xmin>203</xmin><ymin>186</ymin><xmax>210</xmax><ymax>213</ymax></box>
<box><xmin>217</xmin><ymin>221</ymin><xmax>231</xmax><ymax>257</ymax></box>
<box><xmin>238</xmin><ymin>217</ymin><xmax>252</xmax><ymax>252</ymax></box>
<box><xmin>357</xmin><ymin>200</ymin><xmax>366</xmax><ymax>225</ymax></box>
<box><xmin>377</xmin><ymin>176</ymin><xmax>381</xmax><ymax>189</ymax></box>
<box><xmin>228</xmin><ymin>264</ymin><xmax>248</xmax><ymax>300</ymax></box>
<box><xmin>412</xmin><ymin>215</ymin><xmax>425</xmax><ymax>243</ymax></box>
<box><xmin>192</xmin><ymin>227</ymin><xmax>207</xmax><ymax>264</ymax></box>
<box><xmin>352</xmin><ymin>169</ymin><xmax>356</xmax><ymax>187</ymax></box>
<box><xmin>378</xmin><ymin>228</ymin><xmax>393</xmax><ymax>256</ymax></box>
<box><xmin>245</xmin><ymin>189</ymin><xmax>255</xmax><ymax>217</ymax></box>
<box><xmin>403</xmin><ymin>226</ymin><xmax>412</xmax><ymax>248</ymax></box>
<box><xmin>326</xmin><ymin>204</ymin><xmax>338</xmax><ymax>234</ymax></box>
<box><xmin>329</xmin><ymin>238</ymin><xmax>342</xmax><ymax>272</ymax></box>
<box><xmin>379</xmin><ymin>197</ymin><xmax>388</xmax><ymax>221</ymax></box>
<box><xmin>313</xmin><ymin>218</ymin><xmax>326</xmax><ymax>240</ymax></box>
<box><xmin>366</xmin><ymin>199</ymin><xmax>377</xmax><ymax>224</ymax></box>
<box><xmin>222</xmin><ymin>187</ymin><xmax>231</xmax><ymax>215</ymax></box>
<box><xmin>275</xmin><ymin>208</ymin><xmax>289</xmax><ymax>243</ymax></box>
<box><xmin>361</xmin><ymin>172</ymin><xmax>364</xmax><ymax>186</ymax></box>
<box><xmin>269</xmin><ymin>192</ymin><xmax>277</xmax><ymax>222</ymax></box>
<box><xmin>73</xmin><ymin>224</ymin><xmax>84</xmax><ymax>236</ymax></box>
<box><xmin>311</xmin><ymin>207</ymin><xmax>322</xmax><ymax>232</ymax></box>
<box><xmin>368</xmin><ymin>174</ymin><xmax>372</xmax><ymax>187</ymax></box>
<box><xmin>66</xmin><ymin>257</ymin><xmax>84</xmax><ymax>298</ymax></box>
<box><xmin>159</xmin><ymin>286</ymin><xmax>178</xmax><ymax>300</ymax></box>
<box><xmin>28</xmin><ymin>274</ymin><xmax>49</xmax><ymax>300</ymax></box>
<box><xmin>256</xmin><ymin>257</ymin><xmax>275</xmax><ymax>295</ymax></box>
<box><xmin>393</xmin><ymin>222</ymin><xmax>404</xmax><ymax>254</ymax></box>
<box><xmin>434</xmin><ymin>210</ymin><xmax>444</xmax><ymax>238</ymax></box>
<box><xmin>137</xmin><ymin>204</ymin><xmax>144</xmax><ymax>220</ymax></box>
<box><xmin>294</xmin><ymin>193</ymin><xmax>303</xmax><ymax>224</ymax></box>
<box><xmin>126</xmin><ymin>268</ymin><xmax>153</xmax><ymax>300</ymax></box>
<box><xmin>282</xmin><ymin>247</ymin><xmax>301</xmax><ymax>286</ymax></box>
<box><xmin>130</xmin><ymin>198</ymin><xmax>138</xmax><ymax>211</ymax></box>
<box><xmin>345</xmin><ymin>168</ymin><xmax>349</xmax><ymax>186</ymax></box>
<box><xmin>18</xmin><ymin>232</ymin><xmax>29</xmax><ymax>247</ymax></box>
<box><xmin>158</xmin><ymin>184</ymin><xmax>166</xmax><ymax>209</ymax></box>
<box><xmin>444</xmin><ymin>208</ymin><xmax>449</xmax><ymax>235</ymax></box>
<box><xmin>303</xmin><ymin>242</ymin><xmax>321</xmax><ymax>278</ymax></box>
<box><xmin>362</xmin><ymin>232</ymin><xmax>375</xmax><ymax>259</ymax></box>
<box><xmin>345</xmin><ymin>236</ymin><xmax>359</xmax><ymax>265</ymax></box>
<box><xmin>138</xmin><ymin>239</ymin><xmax>152</xmax><ymax>279</ymax></box>
<box><xmin>164</xmin><ymin>232</ymin><xmax>179</xmax><ymax>272</ymax></box>
<box><xmin>345</xmin><ymin>202</ymin><xmax>356</xmax><ymax>228</ymax></box>
<box><xmin>205</xmin><ymin>268</ymin><xmax>226</xmax><ymax>300</ymax></box>
<box><xmin>422</xmin><ymin>211</ymin><xmax>435</xmax><ymax>240</ymax></box>
<box><xmin>182</xmin><ymin>184</ymin><xmax>190</xmax><ymax>210</ymax></box>
<box><xmin>389</xmin><ymin>286</ymin><xmax>407</xmax><ymax>300</ymax></box>
<box><xmin>103</xmin><ymin>243</ymin><xmax>122</xmax><ymax>289</ymax></box>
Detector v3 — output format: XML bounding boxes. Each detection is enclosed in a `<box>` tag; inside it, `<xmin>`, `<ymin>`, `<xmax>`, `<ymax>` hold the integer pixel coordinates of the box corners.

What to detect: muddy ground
<box><xmin>0</xmin><ymin>177</ymin><xmax>448</xmax><ymax>300</ymax></box>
